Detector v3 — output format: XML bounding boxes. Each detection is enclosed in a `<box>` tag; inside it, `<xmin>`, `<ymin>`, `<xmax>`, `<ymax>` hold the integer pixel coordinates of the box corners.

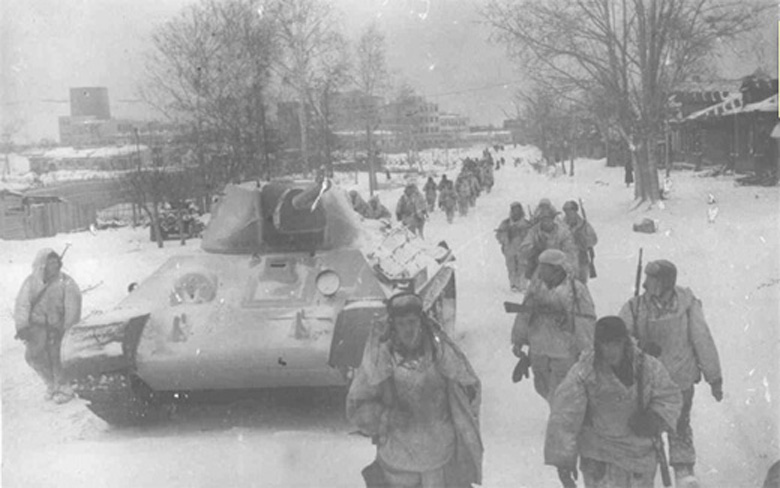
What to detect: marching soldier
<box><xmin>519</xmin><ymin>204</ymin><xmax>579</xmax><ymax>281</ymax></box>
<box><xmin>495</xmin><ymin>202</ymin><xmax>532</xmax><ymax>292</ymax></box>
<box><xmin>396</xmin><ymin>183</ymin><xmax>428</xmax><ymax>238</ymax></box>
<box><xmin>510</xmin><ymin>249</ymin><xmax>596</xmax><ymax>404</ymax></box>
<box><xmin>619</xmin><ymin>259</ymin><xmax>723</xmax><ymax>488</ymax></box>
<box><xmin>545</xmin><ymin>316</ymin><xmax>682</xmax><ymax>488</ymax></box>
<box><xmin>562</xmin><ymin>200</ymin><xmax>598</xmax><ymax>284</ymax></box>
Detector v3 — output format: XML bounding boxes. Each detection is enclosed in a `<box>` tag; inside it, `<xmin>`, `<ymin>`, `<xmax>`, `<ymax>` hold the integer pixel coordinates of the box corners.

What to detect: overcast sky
<box><xmin>1</xmin><ymin>0</ymin><xmax>776</xmax><ymax>143</ymax></box>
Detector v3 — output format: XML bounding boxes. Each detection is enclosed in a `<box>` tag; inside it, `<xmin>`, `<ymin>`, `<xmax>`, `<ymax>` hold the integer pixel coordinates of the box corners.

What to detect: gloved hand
<box><xmin>14</xmin><ymin>327</ymin><xmax>34</xmax><ymax>342</ymax></box>
<box><xmin>556</xmin><ymin>466</ymin><xmax>578</xmax><ymax>488</ymax></box>
<box><xmin>628</xmin><ymin>409</ymin><xmax>666</xmax><ymax>437</ymax></box>
<box><xmin>710</xmin><ymin>378</ymin><xmax>724</xmax><ymax>402</ymax></box>
<box><xmin>512</xmin><ymin>348</ymin><xmax>531</xmax><ymax>383</ymax></box>
<box><xmin>640</xmin><ymin>341</ymin><xmax>662</xmax><ymax>358</ymax></box>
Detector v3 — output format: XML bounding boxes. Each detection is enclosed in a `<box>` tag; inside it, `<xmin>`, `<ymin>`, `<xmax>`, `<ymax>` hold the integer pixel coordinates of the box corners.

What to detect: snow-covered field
<box><xmin>1</xmin><ymin>144</ymin><xmax>777</xmax><ymax>487</ymax></box>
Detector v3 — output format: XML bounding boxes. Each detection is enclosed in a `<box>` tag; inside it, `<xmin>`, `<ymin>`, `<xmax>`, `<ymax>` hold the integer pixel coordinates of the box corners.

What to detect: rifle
<box><xmin>578</xmin><ymin>198</ymin><xmax>597</xmax><ymax>278</ymax></box>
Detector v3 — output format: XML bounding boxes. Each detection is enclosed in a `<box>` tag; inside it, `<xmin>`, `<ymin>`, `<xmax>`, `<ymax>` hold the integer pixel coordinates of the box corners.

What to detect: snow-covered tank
<box><xmin>60</xmin><ymin>179</ymin><xmax>456</xmax><ymax>425</ymax></box>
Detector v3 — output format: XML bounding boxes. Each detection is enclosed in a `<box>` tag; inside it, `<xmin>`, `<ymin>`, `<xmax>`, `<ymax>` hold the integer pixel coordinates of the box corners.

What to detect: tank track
<box><xmin>71</xmin><ymin>371</ymin><xmax>169</xmax><ymax>427</ymax></box>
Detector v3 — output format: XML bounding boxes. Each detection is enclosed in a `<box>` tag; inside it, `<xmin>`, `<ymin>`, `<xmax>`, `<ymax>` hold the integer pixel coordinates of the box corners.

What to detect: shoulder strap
<box><xmin>28</xmin><ymin>280</ymin><xmax>55</xmax><ymax>326</ymax></box>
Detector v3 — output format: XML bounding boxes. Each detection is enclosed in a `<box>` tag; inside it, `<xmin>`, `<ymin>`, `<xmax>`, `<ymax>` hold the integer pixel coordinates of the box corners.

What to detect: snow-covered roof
<box><xmin>686</xmin><ymin>93</ymin><xmax>744</xmax><ymax>120</ymax></box>
<box><xmin>39</xmin><ymin>145</ymin><xmax>149</xmax><ymax>160</ymax></box>
<box><xmin>743</xmin><ymin>94</ymin><xmax>778</xmax><ymax>113</ymax></box>
<box><xmin>685</xmin><ymin>93</ymin><xmax>777</xmax><ymax>121</ymax></box>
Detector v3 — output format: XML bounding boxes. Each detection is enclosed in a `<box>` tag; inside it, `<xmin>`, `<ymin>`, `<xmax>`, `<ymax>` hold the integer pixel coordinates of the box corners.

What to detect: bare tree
<box><xmin>352</xmin><ymin>22</ymin><xmax>390</xmax><ymax>195</ymax></box>
<box><xmin>142</xmin><ymin>0</ymin><xmax>277</xmax><ymax>193</ymax></box>
<box><xmin>1</xmin><ymin>119</ymin><xmax>24</xmax><ymax>181</ymax></box>
<box><xmin>485</xmin><ymin>0</ymin><xmax>768</xmax><ymax>203</ymax></box>
<box><xmin>308</xmin><ymin>31</ymin><xmax>351</xmax><ymax>174</ymax></box>
<box><xmin>267</xmin><ymin>0</ymin><xmax>345</xmax><ymax>173</ymax></box>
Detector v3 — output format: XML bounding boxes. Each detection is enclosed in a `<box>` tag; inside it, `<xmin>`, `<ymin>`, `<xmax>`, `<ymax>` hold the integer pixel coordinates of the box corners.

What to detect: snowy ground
<box><xmin>1</xmin><ymin>144</ymin><xmax>778</xmax><ymax>487</ymax></box>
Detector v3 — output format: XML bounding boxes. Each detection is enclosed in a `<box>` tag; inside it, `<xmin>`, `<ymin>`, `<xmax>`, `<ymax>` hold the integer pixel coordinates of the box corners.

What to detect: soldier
<box><xmin>423</xmin><ymin>176</ymin><xmax>438</xmax><ymax>213</ymax></box>
<box><xmin>562</xmin><ymin>200</ymin><xmax>598</xmax><ymax>284</ymax></box>
<box><xmin>467</xmin><ymin>170</ymin><xmax>481</xmax><ymax>207</ymax></box>
<box><xmin>347</xmin><ymin>292</ymin><xmax>483</xmax><ymax>488</ymax></box>
<box><xmin>495</xmin><ymin>202</ymin><xmax>532</xmax><ymax>292</ymax></box>
<box><xmin>14</xmin><ymin>249</ymin><xmax>82</xmax><ymax>404</ymax></box>
<box><xmin>510</xmin><ymin>249</ymin><xmax>596</xmax><ymax>404</ymax></box>
<box><xmin>396</xmin><ymin>183</ymin><xmax>428</xmax><ymax>238</ymax></box>
<box><xmin>437</xmin><ymin>174</ymin><xmax>453</xmax><ymax>193</ymax></box>
<box><xmin>438</xmin><ymin>182</ymin><xmax>458</xmax><ymax>224</ymax></box>
<box><xmin>349</xmin><ymin>189</ymin><xmax>371</xmax><ymax>218</ymax></box>
<box><xmin>619</xmin><ymin>260</ymin><xmax>723</xmax><ymax>488</ymax></box>
<box><xmin>366</xmin><ymin>195</ymin><xmax>392</xmax><ymax>221</ymax></box>
<box><xmin>482</xmin><ymin>161</ymin><xmax>494</xmax><ymax>194</ymax></box>
<box><xmin>455</xmin><ymin>172</ymin><xmax>471</xmax><ymax>217</ymax></box>
<box><xmin>545</xmin><ymin>316</ymin><xmax>682</xmax><ymax>488</ymax></box>
<box><xmin>519</xmin><ymin>204</ymin><xmax>579</xmax><ymax>281</ymax></box>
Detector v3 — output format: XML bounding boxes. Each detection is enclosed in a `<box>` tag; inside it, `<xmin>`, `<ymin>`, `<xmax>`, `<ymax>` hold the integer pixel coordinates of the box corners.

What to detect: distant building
<box><xmin>70</xmin><ymin>87</ymin><xmax>111</xmax><ymax>119</ymax></box>
<box><xmin>59</xmin><ymin>87</ymin><xmax>179</xmax><ymax>149</ymax></box>
<box><xmin>439</xmin><ymin>112</ymin><xmax>469</xmax><ymax>146</ymax></box>
<box><xmin>329</xmin><ymin>90</ymin><xmax>384</xmax><ymax>132</ymax></box>
<box><xmin>380</xmin><ymin>96</ymin><xmax>441</xmax><ymax>150</ymax></box>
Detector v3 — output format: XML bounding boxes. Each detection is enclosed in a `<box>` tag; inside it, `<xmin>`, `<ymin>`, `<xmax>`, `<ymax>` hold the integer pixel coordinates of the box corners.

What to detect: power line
<box><xmin>425</xmin><ymin>79</ymin><xmax>525</xmax><ymax>98</ymax></box>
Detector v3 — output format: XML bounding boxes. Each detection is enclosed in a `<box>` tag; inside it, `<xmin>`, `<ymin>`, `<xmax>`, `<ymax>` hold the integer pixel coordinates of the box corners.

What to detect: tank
<box><xmin>60</xmin><ymin>179</ymin><xmax>456</xmax><ymax>425</ymax></box>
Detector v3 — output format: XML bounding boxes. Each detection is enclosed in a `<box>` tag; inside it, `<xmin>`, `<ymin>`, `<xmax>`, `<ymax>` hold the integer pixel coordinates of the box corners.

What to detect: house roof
<box><xmin>684</xmin><ymin>92</ymin><xmax>778</xmax><ymax>121</ymax></box>
<box><xmin>743</xmin><ymin>94</ymin><xmax>778</xmax><ymax>113</ymax></box>
<box><xmin>686</xmin><ymin>93</ymin><xmax>744</xmax><ymax>120</ymax></box>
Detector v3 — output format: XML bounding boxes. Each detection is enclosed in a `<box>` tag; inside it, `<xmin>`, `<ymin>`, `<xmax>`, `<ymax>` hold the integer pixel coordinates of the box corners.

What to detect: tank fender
<box><xmin>61</xmin><ymin>313</ymin><xmax>151</xmax><ymax>380</ymax></box>
<box><xmin>328</xmin><ymin>300</ymin><xmax>386</xmax><ymax>370</ymax></box>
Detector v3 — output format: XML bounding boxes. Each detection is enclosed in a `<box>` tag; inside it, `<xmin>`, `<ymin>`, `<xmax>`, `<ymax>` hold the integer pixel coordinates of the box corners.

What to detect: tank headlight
<box><xmin>171</xmin><ymin>272</ymin><xmax>217</xmax><ymax>305</ymax></box>
<box><xmin>315</xmin><ymin>270</ymin><xmax>341</xmax><ymax>297</ymax></box>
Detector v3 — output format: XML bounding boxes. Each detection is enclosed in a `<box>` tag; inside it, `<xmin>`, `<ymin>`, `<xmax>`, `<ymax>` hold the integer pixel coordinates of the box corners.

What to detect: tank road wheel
<box><xmin>72</xmin><ymin>372</ymin><xmax>169</xmax><ymax>427</ymax></box>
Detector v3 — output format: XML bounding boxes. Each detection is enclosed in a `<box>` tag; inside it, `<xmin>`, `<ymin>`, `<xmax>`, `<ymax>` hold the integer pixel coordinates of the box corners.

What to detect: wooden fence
<box><xmin>0</xmin><ymin>201</ymin><xmax>97</xmax><ymax>240</ymax></box>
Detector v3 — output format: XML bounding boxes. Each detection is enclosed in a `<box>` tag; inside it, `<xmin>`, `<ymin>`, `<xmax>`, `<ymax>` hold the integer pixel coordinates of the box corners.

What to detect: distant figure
<box><xmin>625</xmin><ymin>159</ymin><xmax>634</xmax><ymax>187</ymax></box>
<box><xmin>455</xmin><ymin>173</ymin><xmax>471</xmax><ymax>217</ymax></box>
<box><xmin>365</xmin><ymin>195</ymin><xmax>392</xmax><ymax>221</ymax></box>
<box><xmin>423</xmin><ymin>176</ymin><xmax>438</xmax><ymax>213</ymax></box>
<box><xmin>14</xmin><ymin>249</ymin><xmax>82</xmax><ymax>404</ymax></box>
<box><xmin>520</xmin><ymin>204</ymin><xmax>579</xmax><ymax>280</ymax></box>
<box><xmin>495</xmin><ymin>202</ymin><xmax>532</xmax><ymax>292</ymax></box>
<box><xmin>349</xmin><ymin>190</ymin><xmax>371</xmax><ymax>218</ymax></box>
<box><xmin>562</xmin><ymin>200</ymin><xmax>598</xmax><ymax>284</ymax></box>
<box><xmin>396</xmin><ymin>184</ymin><xmax>428</xmax><ymax>238</ymax></box>
<box><xmin>437</xmin><ymin>175</ymin><xmax>456</xmax><ymax>224</ymax></box>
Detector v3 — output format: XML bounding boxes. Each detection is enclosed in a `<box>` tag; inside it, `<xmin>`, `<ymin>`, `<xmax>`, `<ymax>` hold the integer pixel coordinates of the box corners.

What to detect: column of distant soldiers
<box><xmin>347</xmin><ymin>147</ymin><xmax>502</xmax><ymax>239</ymax></box>
<box><xmin>345</xmin><ymin>147</ymin><xmax>726</xmax><ymax>488</ymax></box>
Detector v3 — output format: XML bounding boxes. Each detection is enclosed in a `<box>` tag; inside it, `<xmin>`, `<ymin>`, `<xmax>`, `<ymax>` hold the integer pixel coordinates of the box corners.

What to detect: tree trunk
<box><xmin>634</xmin><ymin>139</ymin><xmax>660</xmax><ymax>202</ymax></box>
<box><xmin>297</xmin><ymin>96</ymin><xmax>309</xmax><ymax>171</ymax></box>
<box><xmin>367</xmin><ymin>125</ymin><xmax>377</xmax><ymax>196</ymax></box>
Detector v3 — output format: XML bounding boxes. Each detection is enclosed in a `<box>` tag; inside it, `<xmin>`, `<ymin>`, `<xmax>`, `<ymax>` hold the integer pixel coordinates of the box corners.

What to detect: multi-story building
<box><xmin>329</xmin><ymin>90</ymin><xmax>384</xmax><ymax>132</ymax></box>
<box><xmin>380</xmin><ymin>96</ymin><xmax>440</xmax><ymax>150</ymax></box>
<box><xmin>439</xmin><ymin>112</ymin><xmax>469</xmax><ymax>146</ymax></box>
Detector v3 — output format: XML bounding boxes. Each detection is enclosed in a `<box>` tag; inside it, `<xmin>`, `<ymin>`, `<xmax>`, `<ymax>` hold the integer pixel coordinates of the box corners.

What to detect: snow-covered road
<box><xmin>2</xmin><ymin>146</ymin><xmax>778</xmax><ymax>487</ymax></box>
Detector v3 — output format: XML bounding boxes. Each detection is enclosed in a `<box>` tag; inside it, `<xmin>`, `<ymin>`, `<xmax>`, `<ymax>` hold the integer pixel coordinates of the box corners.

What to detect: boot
<box><xmin>674</xmin><ymin>464</ymin><xmax>699</xmax><ymax>488</ymax></box>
